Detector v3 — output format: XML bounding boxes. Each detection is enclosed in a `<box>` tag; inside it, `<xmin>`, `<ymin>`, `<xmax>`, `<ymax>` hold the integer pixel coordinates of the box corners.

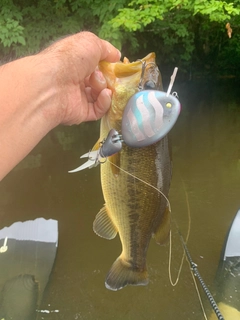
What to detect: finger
<box><xmin>89</xmin><ymin>70</ymin><xmax>106</xmax><ymax>88</ymax></box>
<box><xmin>78</xmin><ymin>32</ymin><xmax>121</xmax><ymax>63</ymax></box>
<box><xmin>99</xmin><ymin>39</ymin><xmax>121</xmax><ymax>63</ymax></box>
<box><xmin>43</xmin><ymin>32</ymin><xmax>121</xmax><ymax>81</ymax></box>
<box><xmin>72</xmin><ymin>32</ymin><xmax>121</xmax><ymax>77</ymax></box>
<box><xmin>84</xmin><ymin>87</ymin><xmax>94</xmax><ymax>103</ymax></box>
<box><xmin>84</xmin><ymin>69</ymin><xmax>108</xmax><ymax>101</ymax></box>
<box><xmin>87</xmin><ymin>70</ymin><xmax>107</xmax><ymax>101</ymax></box>
<box><xmin>86</xmin><ymin>89</ymin><xmax>112</xmax><ymax>121</ymax></box>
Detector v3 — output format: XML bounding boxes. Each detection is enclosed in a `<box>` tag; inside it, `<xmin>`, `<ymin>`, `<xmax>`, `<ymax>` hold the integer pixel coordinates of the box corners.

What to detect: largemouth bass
<box><xmin>93</xmin><ymin>53</ymin><xmax>172</xmax><ymax>291</ymax></box>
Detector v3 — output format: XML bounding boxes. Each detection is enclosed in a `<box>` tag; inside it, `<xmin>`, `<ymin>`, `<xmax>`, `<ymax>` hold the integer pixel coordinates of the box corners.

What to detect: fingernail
<box><xmin>106</xmin><ymin>88</ymin><xmax>112</xmax><ymax>98</ymax></box>
<box><xmin>117</xmin><ymin>50</ymin><xmax>121</xmax><ymax>59</ymax></box>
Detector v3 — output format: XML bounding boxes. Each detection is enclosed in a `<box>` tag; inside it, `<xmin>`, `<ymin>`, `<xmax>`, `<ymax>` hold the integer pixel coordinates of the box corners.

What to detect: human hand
<box><xmin>39</xmin><ymin>31</ymin><xmax>121</xmax><ymax>125</ymax></box>
<box><xmin>0</xmin><ymin>31</ymin><xmax>120</xmax><ymax>179</ymax></box>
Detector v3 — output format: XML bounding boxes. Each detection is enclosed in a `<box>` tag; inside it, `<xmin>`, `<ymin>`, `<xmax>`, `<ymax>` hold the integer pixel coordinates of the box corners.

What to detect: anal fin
<box><xmin>154</xmin><ymin>206</ymin><xmax>171</xmax><ymax>245</ymax></box>
<box><xmin>93</xmin><ymin>205</ymin><xmax>117</xmax><ymax>240</ymax></box>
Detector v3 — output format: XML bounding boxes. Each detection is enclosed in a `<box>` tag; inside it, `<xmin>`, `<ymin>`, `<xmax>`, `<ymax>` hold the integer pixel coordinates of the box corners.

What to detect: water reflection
<box><xmin>0</xmin><ymin>80</ymin><xmax>239</xmax><ymax>319</ymax></box>
<box><xmin>0</xmin><ymin>218</ymin><xmax>58</xmax><ymax>319</ymax></box>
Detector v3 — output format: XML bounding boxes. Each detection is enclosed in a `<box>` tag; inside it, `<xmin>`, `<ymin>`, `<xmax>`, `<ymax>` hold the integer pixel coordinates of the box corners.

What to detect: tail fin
<box><xmin>105</xmin><ymin>257</ymin><xmax>148</xmax><ymax>291</ymax></box>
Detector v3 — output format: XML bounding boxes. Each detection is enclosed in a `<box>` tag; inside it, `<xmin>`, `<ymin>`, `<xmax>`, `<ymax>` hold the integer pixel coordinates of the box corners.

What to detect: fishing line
<box><xmin>171</xmin><ymin>181</ymin><xmax>224</xmax><ymax>320</ymax></box>
<box><xmin>168</xmin><ymin>230</ymin><xmax>185</xmax><ymax>286</ymax></box>
<box><xmin>168</xmin><ymin>182</ymin><xmax>191</xmax><ymax>287</ymax></box>
<box><xmin>179</xmin><ymin>230</ymin><xmax>224</xmax><ymax>320</ymax></box>
<box><xmin>171</xmin><ymin>182</ymin><xmax>207</xmax><ymax>318</ymax></box>
<box><xmin>106</xmin><ymin>159</ymin><xmax>186</xmax><ymax>285</ymax></box>
<box><xmin>189</xmin><ymin>263</ymin><xmax>208</xmax><ymax>320</ymax></box>
<box><xmin>106</xmin><ymin>159</ymin><xmax>224</xmax><ymax>319</ymax></box>
<box><xmin>107</xmin><ymin>159</ymin><xmax>171</xmax><ymax>211</ymax></box>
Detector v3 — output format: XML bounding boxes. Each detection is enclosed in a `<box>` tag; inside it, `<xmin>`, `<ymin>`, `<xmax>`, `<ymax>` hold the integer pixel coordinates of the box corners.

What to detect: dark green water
<box><xmin>0</xmin><ymin>80</ymin><xmax>239</xmax><ymax>319</ymax></box>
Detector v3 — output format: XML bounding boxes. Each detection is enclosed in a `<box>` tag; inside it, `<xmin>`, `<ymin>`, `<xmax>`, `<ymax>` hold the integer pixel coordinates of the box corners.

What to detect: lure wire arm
<box><xmin>166</xmin><ymin>67</ymin><xmax>178</xmax><ymax>97</ymax></box>
<box><xmin>138</xmin><ymin>62</ymin><xmax>178</xmax><ymax>97</ymax></box>
<box><xmin>69</xmin><ymin>65</ymin><xmax>180</xmax><ymax>173</ymax></box>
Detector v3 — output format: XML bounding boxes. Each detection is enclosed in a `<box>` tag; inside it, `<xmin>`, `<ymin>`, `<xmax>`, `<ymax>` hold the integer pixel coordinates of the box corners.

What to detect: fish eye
<box><xmin>166</xmin><ymin>102</ymin><xmax>172</xmax><ymax>108</ymax></box>
<box><xmin>144</xmin><ymin>80</ymin><xmax>156</xmax><ymax>90</ymax></box>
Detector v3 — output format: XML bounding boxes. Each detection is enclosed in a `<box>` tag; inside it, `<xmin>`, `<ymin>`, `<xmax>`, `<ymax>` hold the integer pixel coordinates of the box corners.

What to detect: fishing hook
<box><xmin>68</xmin><ymin>129</ymin><xmax>122</xmax><ymax>173</ymax></box>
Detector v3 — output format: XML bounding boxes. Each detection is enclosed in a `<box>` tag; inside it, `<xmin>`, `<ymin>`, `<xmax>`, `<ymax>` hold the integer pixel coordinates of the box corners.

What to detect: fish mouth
<box><xmin>99</xmin><ymin>53</ymin><xmax>162</xmax><ymax>92</ymax></box>
<box><xmin>99</xmin><ymin>53</ymin><xmax>162</xmax><ymax>128</ymax></box>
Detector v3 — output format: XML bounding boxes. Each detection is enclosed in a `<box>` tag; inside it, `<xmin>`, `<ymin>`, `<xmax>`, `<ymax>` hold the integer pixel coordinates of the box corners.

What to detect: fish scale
<box><xmin>93</xmin><ymin>53</ymin><xmax>172</xmax><ymax>290</ymax></box>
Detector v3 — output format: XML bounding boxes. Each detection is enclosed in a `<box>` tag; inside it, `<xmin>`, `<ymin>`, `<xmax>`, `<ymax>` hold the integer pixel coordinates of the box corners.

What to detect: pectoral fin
<box><xmin>93</xmin><ymin>205</ymin><xmax>117</xmax><ymax>239</ymax></box>
<box><xmin>154</xmin><ymin>206</ymin><xmax>171</xmax><ymax>245</ymax></box>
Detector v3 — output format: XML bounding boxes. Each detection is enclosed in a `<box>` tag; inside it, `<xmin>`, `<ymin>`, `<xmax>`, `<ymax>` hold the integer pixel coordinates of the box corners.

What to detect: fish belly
<box><xmin>98</xmin><ymin>134</ymin><xmax>171</xmax><ymax>290</ymax></box>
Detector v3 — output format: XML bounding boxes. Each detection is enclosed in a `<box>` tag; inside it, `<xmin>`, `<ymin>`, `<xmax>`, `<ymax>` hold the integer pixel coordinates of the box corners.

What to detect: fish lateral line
<box><xmin>106</xmin><ymin>159</ymin><xmax>191</xmax><ymax>294</ymax></box>
<box><xmin>107</xmin><ymin>158</ymin><xmax>171</xmax><ymax>212</ymax></box>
